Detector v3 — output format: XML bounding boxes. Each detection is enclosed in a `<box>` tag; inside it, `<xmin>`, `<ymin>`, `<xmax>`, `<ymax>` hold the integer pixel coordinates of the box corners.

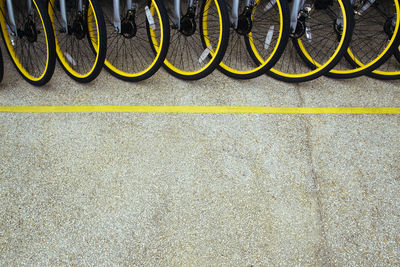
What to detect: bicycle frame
<box><xmin>6</xmin><ymin>0</ymin><xmax>35</xmax><ymax>36</ymax></box>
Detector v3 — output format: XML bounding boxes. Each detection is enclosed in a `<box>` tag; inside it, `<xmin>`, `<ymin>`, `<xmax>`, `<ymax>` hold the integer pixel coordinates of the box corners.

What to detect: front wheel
<box><xmin>158</xmin><ymin>0</ymin><xmax>230</xmax><ymax>80</ymax></box>
<box><xmin>327</xmin><ymin>0</ymin><xmax>400</xmax><ymax>79</ymax></box>
<box><xmin>101</xmin><ymin>0</ymin><xmax>170</xmax><ymax>82</ymax></box>
<box><xmin>217</xmin><ymin>0</ymin><xmax>290</xmax><ymax>79</ymax></box>
<box><xmin>48</xmin><ymin>0</ymin><xmax>107</xmax><ymax>83</ymax></box>
<box><xmin>0</xmin><ymin>0</ymin><xmax>56</xmax><ymax>86</ymax></box>
<box><xmin>267</xmin><ymin>0</ymin><xmax>355</xmax><ymax>83</ymax></box>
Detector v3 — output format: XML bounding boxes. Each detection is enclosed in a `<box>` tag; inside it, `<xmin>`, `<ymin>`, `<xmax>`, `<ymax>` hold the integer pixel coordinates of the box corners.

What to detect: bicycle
<box><xmin>47</xmin><ymin>0</ymin><xmax>107</xmax><ymax>83</ymax></box>
<box><xmin>217</xmin><ymin>0</ymin><xmax>290</xmax><ymax>79</ymax></box>
<box><xmin>328</xmin><ymin>0</ymin><xmax>400</xmax><ymax>78</ymax></box>
<box><xmin>0</xmin><ymin>0</ymin><xmax>56</xmax><ymax>86</ymax></box>
<box><xmin>99</xmin><ymin>0</ymin><xmax>170</xmax><ymax>82</ymax></box>
<box><xmin>266</xmin><ymin>0</ymin><xmax>355</xmax><ymax>83</ymax></box>
<box><xmin>157</xmin><ymin>0</ymin><xmax>230</xmax><ymax>80</ymax></box>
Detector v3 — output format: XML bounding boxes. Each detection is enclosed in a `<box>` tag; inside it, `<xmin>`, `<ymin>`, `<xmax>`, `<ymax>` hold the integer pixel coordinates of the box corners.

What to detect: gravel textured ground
<box><xmin>0</xmin><ymin>56</ymin><xmax>399</xmax><ymax>265</ymax></box>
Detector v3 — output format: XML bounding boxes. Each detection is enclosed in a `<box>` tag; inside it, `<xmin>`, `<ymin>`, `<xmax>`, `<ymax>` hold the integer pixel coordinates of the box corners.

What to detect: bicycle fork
<box><xmin>172</xmin><ymin>0</ymin><xmax>199</xmax><ymax>30</ymax></box>
<box><xmin>6</xmin><ymin>0</ymin><xmax>35</xmax><ymax>36</ymax></box>
<box><xmin>59</xmin><ymin>0</ymin><xmax>84</xmax><ymax>33</ymax></box>
<box><xmin>230</xmin><ymin>0</ymin><xmax>256</xmax><ymax>29</ymax></box>
<box><xmin>289</xmin><ymin>0</ymin><xmax>344</xmax><ymax>42</ymax></box>
<box><xmin>113</xmin><ymin>0</ymin><xmax>156</xmax><ymax>34</ymax></box>
<box><xmin>290</xmin><ymin>0</ymin><xmax>305</xmax><ymax>32</ymax></box>
<box><xmin>113</xmin><ymin>0</ymin><xmax>134</xmax><ymax>33</ymax></box>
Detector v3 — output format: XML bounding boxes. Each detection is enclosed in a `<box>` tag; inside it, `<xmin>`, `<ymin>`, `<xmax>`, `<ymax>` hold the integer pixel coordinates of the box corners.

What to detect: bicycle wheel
<box><xmin>266</xmin><ymin>0</ymin><xmax>354</xmax><ymax>83</ymax></box>
<box><xmin>160</xmin><ymin>0</ymin><xmax>229</xmax><ymax>80</ymax></box>
<box><xmin>0</xmin><ymin>0</ymin><xmax>56</xmax><ymax>86</ymax></box>
<box><xmin>217</xmin><ymin>0</ymin><xmax>290</xmax><ymax>79</ymax></box>
<box><xmin>100</xmin><ymin>0</ymin><xmax>170</xmax><ymax>82</ymax></box>
<box><xmin>327</xmin><ymin>0</ymin><xmax>400</xmax><ymax>78</ymax></box>
<box><xmin>48</xmin><ymin>0</ymin><xmax>107</xmax><ymax>83</ymax></box>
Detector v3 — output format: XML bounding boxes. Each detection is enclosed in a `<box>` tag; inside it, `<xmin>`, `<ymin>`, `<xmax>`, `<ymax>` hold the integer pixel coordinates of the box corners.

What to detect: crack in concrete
<box><xmin>295</xmin><ymin>83</ymin><xmax>332</xmax><ymax>265</ymax></box>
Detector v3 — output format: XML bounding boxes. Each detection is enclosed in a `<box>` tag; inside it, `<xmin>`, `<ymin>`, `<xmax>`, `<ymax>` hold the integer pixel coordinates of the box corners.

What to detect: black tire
<box><xmin>394</xmin><ymin>45</ymin><xmax>400</xmax><ymax>62</ymax></box>
<box><xmin>367</xmin><ymin>47</ymin><xmax>400</xmax><ymax>80</ymax></box>
<box><xmin>327</xmin><ymin>0</ymin><xmax>400</xmax><ymax>79</ymax></box>
<box><xmin>216</xmin><ymin>0</ymin><xmax>290</xmax><ymax>79</ymax></box>
<box><xmin>160</xmin><ymin>0</ymin><xmax>230</xmax><ymax>80</ymax></box>
<box><xmin>0</xmin><ymin>0</ymin><xmax>56</xmax><ymax>86</ymax></box>
<box><xmin>101</xmin><ymin>0</ymin><xmax>170</xmax><ymax>82</ymax></box>
<box><xmin>48</xmin><ymin>0</ymin><xmax>107</xmax><ymax>83</ymax></box>
<box><xmin>266</xmin><ymin>0</ymin><xmax>354</xmax><ymax>83</ymax></box>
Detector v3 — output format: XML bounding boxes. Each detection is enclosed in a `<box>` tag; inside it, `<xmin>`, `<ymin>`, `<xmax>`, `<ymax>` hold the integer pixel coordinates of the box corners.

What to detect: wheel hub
<box><xmin>24</xmin><ymin>20</ymin><xmax>38</xmax><ymax>43</ymax></box>
<box><xmin>121</xmin><ymin>10</ymin><xmax>137</xmax><ymax>39</ymax></box>
<box><xmin>72</xmin><ymin>12</ymin><xmax>86</xmax><ymax>40</ymax></box>
<box><xmin>236</xmin><ymin>6</ymin><xmax>253</xmax><ymax>36</ymax></box>
<box><xmin>180</xmin><ymin>7</ymin><xmax>196</xmax><ymax>36</ymax></box>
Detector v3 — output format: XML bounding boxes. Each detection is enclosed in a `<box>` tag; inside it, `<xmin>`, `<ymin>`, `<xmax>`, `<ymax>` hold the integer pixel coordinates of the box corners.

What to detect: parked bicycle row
<box><xmin>0</xmin><ymin>0</ymin><xmax>399</xmax><ymax>86</ymax></box>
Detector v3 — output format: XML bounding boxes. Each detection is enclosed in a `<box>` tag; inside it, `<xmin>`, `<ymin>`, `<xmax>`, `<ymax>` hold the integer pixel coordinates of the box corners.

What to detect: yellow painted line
<box><xmin>0</xmin><ymin>106</ymin><xmax>399</xmax><ymax>114</ymax></box>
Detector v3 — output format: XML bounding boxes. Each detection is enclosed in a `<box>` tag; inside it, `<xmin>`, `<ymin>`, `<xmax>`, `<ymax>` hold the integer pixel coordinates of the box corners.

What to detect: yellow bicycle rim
<box><xmin>0</xmin><ymin>0</ymin><xmax>50</xmax><ymax>81</ymax></box>
<box><xmin>331</xmin><ymin>0</ymin><xmax>400</xmax><ymax>75</ymax></box>
<box><xmin>49</xmin><ymin>0</ymin><xmax>100</xmax><ymax>79</ymax></box>
<box><xmin>219</xmin><ymin>0</ymin><xmax>284</xmax><ymax>75</ymax></box>
<box><xmin>104</xmin><ymin>0</ymin><xmax>164</xmax><ymax>78</ymax></box>
<box><xmin>163</xmin><ymin>0</ymin><xmax>223</xmax><ymax>76</ymax></box>
<box><xmin>270</xmin><ymin>0</ymin><xmax>348</xmax><ymax>78</ymax></box>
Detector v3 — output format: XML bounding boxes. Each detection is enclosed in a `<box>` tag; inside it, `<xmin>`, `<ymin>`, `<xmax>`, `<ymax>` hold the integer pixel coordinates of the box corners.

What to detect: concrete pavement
<box><xmin>0</xmin><ymin>56</ymin><xmax>399</xmax><ymax>265</ymax></box>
